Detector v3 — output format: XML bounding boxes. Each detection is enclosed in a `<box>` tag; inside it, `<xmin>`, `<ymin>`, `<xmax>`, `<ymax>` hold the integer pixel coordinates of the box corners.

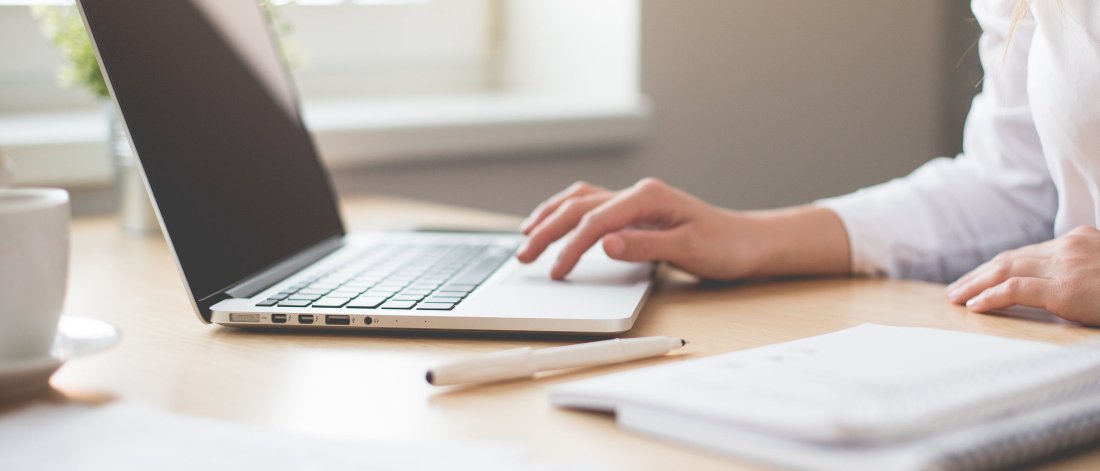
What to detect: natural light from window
<box><xmin>0</xmin><ymin>0</ymin><xmax>647</xmax><ymax>188</ymax></box>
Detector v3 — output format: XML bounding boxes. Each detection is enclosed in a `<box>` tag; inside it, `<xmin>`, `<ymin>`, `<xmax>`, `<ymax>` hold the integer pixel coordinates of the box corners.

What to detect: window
<box><xmin>0</xmin><ymin>0</ymin><xmax>493</xmax><ymax>111</ymax></box>
<box><xmin>0</xmin><ymin>0</ymin><xmax>647</xmax><ymax>186</ymax></box>
<box><xmin>279</xmin><ymin>0</ymin><xmax>494</xmax><ymax>99</ymax></box>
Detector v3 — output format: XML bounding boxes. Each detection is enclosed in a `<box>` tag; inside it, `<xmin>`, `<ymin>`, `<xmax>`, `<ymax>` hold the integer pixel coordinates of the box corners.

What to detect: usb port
<box><xmin>271</xmin><ymin>314</ymin><xmax>287</xmax><ymax>324</ymax></box>
<box><xmin>298</xmin><ymin>314</ymin><xmax>315</xmax><ymax>324</ymax></box>
<box><xmin>229</xmin><ymin>313</ymin><xmax>260</xmax><ymax>322</ymax></box>
<box><xmin>325</xmin><ymin>315</ymin><xmax>350</xmax><ymax>326</ymax></box>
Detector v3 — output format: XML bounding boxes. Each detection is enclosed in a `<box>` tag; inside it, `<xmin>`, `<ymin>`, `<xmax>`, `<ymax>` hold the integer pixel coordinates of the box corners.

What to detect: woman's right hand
<box><xmin>515</xmin><ymin>178</ymin><xmax>766</xmax><ymax>280</ymax></box>
<box><xmin>515</xmin><ymin>178</ymin><xmax>852</xmax><ymax>281</ymax></box>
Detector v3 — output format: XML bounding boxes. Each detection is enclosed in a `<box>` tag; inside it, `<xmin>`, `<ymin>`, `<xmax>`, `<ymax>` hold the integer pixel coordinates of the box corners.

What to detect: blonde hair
<box><xmin>1006</xmin><ymin>0</ymin><xmax>1030</xmax><ymax>53</ymax></box>
<box><xmin>1004</xmin><ymin>1</ymin><xmax>1099</xmax><ymax>61</ymax></box>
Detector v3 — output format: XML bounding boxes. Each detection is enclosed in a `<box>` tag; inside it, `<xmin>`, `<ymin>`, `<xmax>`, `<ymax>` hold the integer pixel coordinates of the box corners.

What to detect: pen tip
<box><xmin>425</xmin><ymin>371</ymin><xmax>435</xmax><ymax>385</ymax></box>
<box><xmin>680</xmin><ymin>339</ymin><xmax>688</xmax><ymax>346</ymax></box>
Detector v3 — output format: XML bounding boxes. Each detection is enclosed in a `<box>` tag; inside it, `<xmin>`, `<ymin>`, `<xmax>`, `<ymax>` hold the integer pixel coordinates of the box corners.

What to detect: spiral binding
<box><xmin>928</xmin><ymin>392</ymin><xmax>1100</xmax><ymax>471</ymax></box>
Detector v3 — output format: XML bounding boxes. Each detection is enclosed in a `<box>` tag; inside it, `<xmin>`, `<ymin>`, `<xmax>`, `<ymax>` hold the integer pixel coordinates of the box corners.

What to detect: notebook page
<box><xmin>550</xmin><ymin>324</ymin><xmax>1057</xmax><ymax>443</ymax></box>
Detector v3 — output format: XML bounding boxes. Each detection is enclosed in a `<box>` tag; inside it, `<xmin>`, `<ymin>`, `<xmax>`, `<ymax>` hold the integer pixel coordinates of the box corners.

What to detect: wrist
<box><xmin>738</xmin><ymin>205</ymin><xmax>851</xmax><ymax>278</ymax></box>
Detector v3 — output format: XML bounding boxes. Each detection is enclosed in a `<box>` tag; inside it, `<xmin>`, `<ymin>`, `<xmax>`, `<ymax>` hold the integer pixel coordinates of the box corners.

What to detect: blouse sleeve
<box><xmin>816</xmin><ymin>0</ymin><xmax>1056</xmax><ymax>283</ymax></box>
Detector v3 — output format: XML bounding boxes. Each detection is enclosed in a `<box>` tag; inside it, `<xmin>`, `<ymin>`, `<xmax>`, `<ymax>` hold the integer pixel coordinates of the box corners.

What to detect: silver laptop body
<box><xmin>211</xmin><ymin>233</ymin><xmax>653</xmax><ymax>333</ymax></box>
<box><xmin>78</xmin><ymin>0</ymin><xmax>653</xmax><ymax>334</ymax></box>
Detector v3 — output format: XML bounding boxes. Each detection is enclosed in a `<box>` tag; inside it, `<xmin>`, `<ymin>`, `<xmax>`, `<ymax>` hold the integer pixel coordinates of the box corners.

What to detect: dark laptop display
<box><xmin>78</xmin><ymin>0</ymin><xmax>344</xmax><ymax>312</ymax></box>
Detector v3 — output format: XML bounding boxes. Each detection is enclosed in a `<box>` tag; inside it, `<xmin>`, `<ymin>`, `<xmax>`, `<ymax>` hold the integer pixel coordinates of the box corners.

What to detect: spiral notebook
<box><xmin>550</xmin><ymin>324</ymin><xmax>1100</xmax><ymax>471</ymax></box>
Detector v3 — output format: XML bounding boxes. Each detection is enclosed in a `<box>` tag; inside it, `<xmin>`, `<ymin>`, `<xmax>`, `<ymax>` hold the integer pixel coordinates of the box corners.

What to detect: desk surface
<box><xmin>47</xmin><ymin>196</ymin><xmax>1100</xmax><ymax>470</ymax></box>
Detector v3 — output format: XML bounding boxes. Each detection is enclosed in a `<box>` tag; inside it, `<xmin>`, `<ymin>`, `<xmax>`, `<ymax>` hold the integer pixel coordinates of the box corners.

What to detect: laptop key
<box><xmin>346</xmin><ymin>296</ymin><xmax>387</xmax><ymax>309</ymax></box>
<box><xmin>288</xmin><ymin>293</ymin><xmax>323</xmax><ymax>301</ymax></box>
<box><xmin>399</xmin><ymin>289</ymin><xmax>432</xmax><ymax>296</ymax></box>
<box><xmin>435</xmin><ymin>290</ymin><xmax>469</xmax><ymax>298</ymax></box>
<box><xmin>256</xmin><ymin>298</ymin><xmax>281</xmax><ymax>307</ymax></box>
<box><xmin>393</xmin><ymin>294</ymin><xmax>426</xmax><ymax>302</ymax></box>
<box><xmin>416</xmin><ymin>303</ymin><xmax>455</xmax><ymax>311</ymax></box>
<box><xmin>381</xmin><ymin>300</ymin><xmax>417</xmax><ymax>310</ymax></box>
<box><xmin>330</xmin><ymin>288</ymin><xmax>363</xmax><ymax>297</ymax></box>
<box><xmin>278</xmin><ymin>299</ymin><xmax>312</xmax><ymax>308</ymax></box>
<box><xmin>312</xmin><ymin>297</ymin><xmax>351</xmax><ymax>308</ymax></box>
<box><xmin>353</xmin><ymin>280</ymin><xmax>383</xmax><ymax>287</ymax></box>
<box><xmin>424</xmin><ymin>296</ymin><xmax>462</xmax><ymax>304</ymax></box>
<box><xmin>363</xmin><ymin>289</ymin><xmax>397</xmax><ymax>297</ymax></box>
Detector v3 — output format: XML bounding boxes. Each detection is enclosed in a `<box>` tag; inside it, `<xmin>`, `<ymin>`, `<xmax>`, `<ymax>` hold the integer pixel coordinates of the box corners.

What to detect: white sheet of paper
<box><xmin>0</xmin><ymin>401</ymin><xmax>594</xmax><ymax>471</ymax></box>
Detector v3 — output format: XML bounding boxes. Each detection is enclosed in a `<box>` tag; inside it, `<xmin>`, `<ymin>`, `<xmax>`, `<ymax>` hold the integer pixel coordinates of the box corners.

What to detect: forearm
<box><xmin>735</xmin><ymin>205</ymin><xmax>851</xmax><ymax>278</ymax></box>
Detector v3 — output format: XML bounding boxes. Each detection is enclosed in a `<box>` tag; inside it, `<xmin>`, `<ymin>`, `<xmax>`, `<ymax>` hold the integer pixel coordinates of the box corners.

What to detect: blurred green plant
<box><xmin>31</xmin><ymin>6</ymin><xmax>107</xmax><ymax>98</ymax></box>
<box><xmin>32</xmin><ymin>1</ymin><xmax>305</xmax><ymax>100</ymax></box>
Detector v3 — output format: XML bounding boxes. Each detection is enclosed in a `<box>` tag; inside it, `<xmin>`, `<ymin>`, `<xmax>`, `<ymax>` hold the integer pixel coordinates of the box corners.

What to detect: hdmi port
<box><xmin>325</xmin><ymin>315</ymin><xmax>351</xmax><ymax>325</ymax></box>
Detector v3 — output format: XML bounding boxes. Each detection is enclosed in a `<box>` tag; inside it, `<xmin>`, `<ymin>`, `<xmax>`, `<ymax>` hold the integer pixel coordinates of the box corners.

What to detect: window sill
<box><xmin>0</xmin><ymin>93</ymin><xmax>651</xmax><ymax>187</ymax></box>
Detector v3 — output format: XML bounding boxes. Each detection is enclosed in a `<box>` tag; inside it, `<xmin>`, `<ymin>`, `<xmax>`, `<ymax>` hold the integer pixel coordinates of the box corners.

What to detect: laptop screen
<box><xmin>79</xmin><ymin>0</ymin><xmax>344</xmax><ymax>306</ymax></box>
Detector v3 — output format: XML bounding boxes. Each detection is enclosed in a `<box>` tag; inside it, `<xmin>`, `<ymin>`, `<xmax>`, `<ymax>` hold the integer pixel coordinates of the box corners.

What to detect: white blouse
<box><xmin>819</xmin><ymin>0</ymin><xmax>1100</xmax><ymax>283</ymax></box>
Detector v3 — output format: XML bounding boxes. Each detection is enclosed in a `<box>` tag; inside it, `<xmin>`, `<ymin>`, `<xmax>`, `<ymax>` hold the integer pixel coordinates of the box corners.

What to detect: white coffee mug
<box><xmin>0</xmin><ymin>188</ymin><xmax>69</xmax><ymax>363</ymax></box>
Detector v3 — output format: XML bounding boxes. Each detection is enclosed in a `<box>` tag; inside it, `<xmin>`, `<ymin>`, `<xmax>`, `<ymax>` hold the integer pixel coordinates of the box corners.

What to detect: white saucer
<box><xmin>0</xmin><ymin>317</ymin><xmax>120</xmax><ymax>401</ymax></box>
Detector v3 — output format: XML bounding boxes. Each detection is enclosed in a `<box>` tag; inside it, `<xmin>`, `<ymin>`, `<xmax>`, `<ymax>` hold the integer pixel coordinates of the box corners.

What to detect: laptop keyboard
<box><xmin>254</xmin><ymin>242</ymin><xmax>515</xmax><ymax>311</ymax></box>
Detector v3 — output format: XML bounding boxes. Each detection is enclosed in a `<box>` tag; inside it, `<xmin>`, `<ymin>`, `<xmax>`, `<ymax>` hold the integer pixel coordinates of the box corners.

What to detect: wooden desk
<box><xmin>47</xmin><ymin>196</ymin><xmax>1100</xmax><ymax>470</ymax></box>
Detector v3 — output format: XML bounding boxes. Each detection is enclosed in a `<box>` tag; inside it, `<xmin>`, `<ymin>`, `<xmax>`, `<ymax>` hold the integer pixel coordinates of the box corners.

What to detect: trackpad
<box><xmin>503</xmin><ymin>244</ymin><xmax>651</xmax><ymax>286</ymax></box>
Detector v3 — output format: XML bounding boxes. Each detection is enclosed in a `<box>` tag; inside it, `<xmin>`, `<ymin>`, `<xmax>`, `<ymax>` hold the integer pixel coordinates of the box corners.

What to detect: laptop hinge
<box><xmin>225</xmin><ymin>236</ymin><xmax>345</xmax><ymax>299</ymax></box>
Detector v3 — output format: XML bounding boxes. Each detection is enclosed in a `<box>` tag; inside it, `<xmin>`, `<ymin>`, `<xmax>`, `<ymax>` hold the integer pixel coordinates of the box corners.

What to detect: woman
<box><xmin>515</xmin><ymin>0</ymin><xmax>1100</xmax><ymax>325</ymax></box>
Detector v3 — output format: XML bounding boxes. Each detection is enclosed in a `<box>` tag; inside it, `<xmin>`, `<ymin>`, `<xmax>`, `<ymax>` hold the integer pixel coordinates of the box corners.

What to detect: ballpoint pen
<box><xmin>426</xmin><ymin>336</ymin><xmax>688</xmax><ymax>386</ymax></box>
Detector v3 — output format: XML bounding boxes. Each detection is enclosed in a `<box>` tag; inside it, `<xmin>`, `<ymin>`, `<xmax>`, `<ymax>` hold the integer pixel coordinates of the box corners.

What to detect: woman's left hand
<box><xmin>946</xmin><ymin>226</ymin><xmax>1100</xmax><ymax>325</ymax></box>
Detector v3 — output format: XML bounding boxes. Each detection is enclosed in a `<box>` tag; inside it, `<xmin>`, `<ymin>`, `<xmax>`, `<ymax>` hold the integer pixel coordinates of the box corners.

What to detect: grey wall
<box><xmin>335</xmin><ymin>1</ymin><xmax>983</xmax><ymax>217</ymax></box>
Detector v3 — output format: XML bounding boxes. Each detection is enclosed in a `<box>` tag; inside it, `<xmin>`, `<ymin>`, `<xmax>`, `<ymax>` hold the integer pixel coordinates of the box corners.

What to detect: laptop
<box><xmin>76</xmin><ymin>0</ymin><xmax>653</xmax><ymax>333</ymax></box>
